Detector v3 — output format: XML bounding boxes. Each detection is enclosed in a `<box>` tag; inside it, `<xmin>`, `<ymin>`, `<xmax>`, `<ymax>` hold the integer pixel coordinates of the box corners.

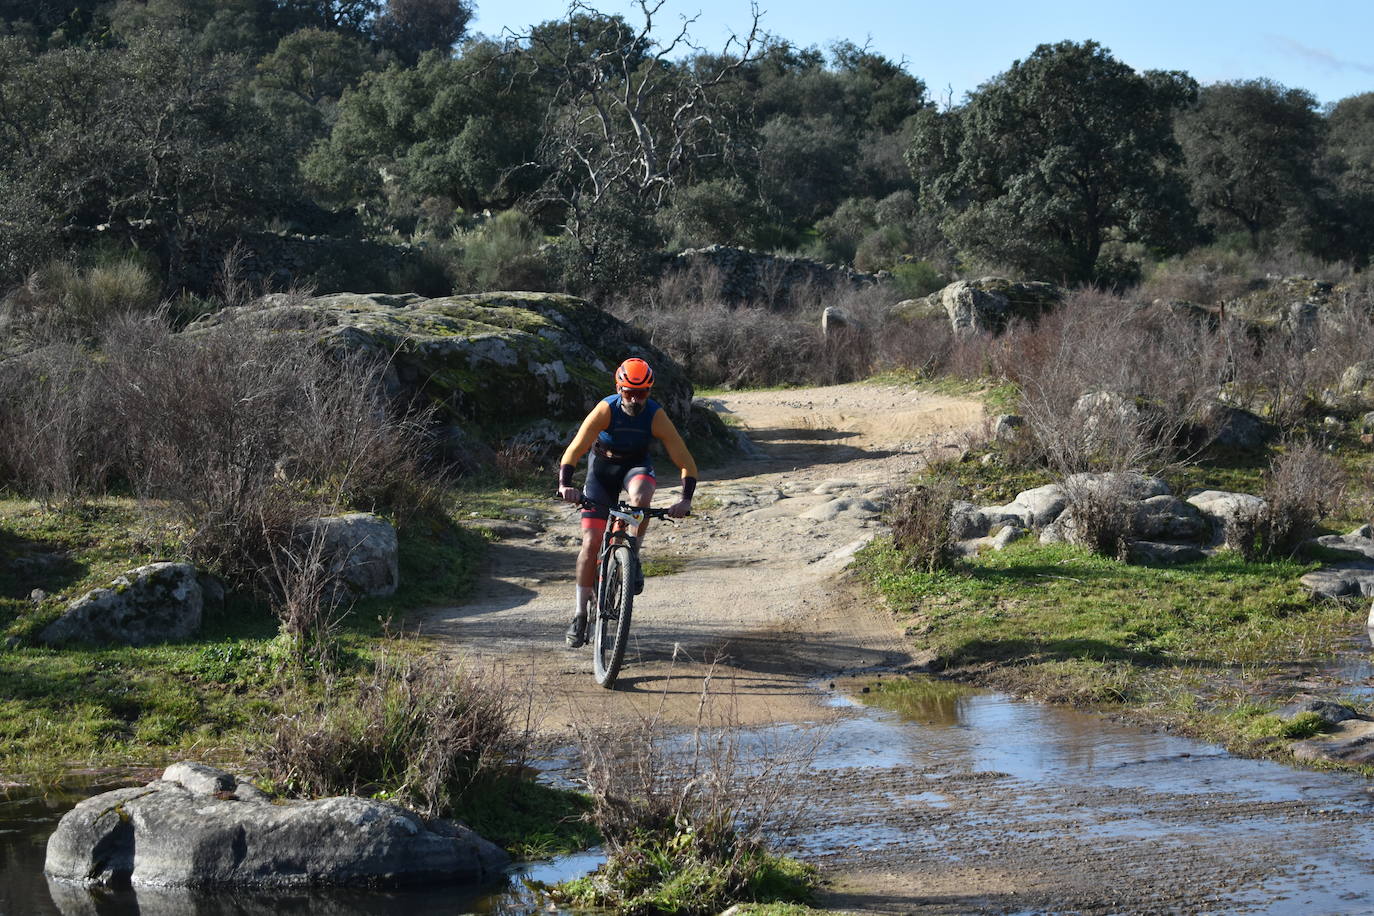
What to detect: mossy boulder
<box><xmin>1220</xmin><ymin>276</ymin><xmax>1342</xmax><ymax>328</ymax></box>
<box><xmin>189</xmin><ymin>291</ymin><xmax>702</xmax><ymax>454</ymax></box>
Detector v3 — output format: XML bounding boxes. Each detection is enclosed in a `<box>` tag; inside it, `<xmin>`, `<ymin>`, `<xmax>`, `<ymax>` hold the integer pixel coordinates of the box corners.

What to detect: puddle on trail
<box><xmin>9</xmin><ymin>679</ymin><xmax>1374</xmax><ymax>914</ymax></box>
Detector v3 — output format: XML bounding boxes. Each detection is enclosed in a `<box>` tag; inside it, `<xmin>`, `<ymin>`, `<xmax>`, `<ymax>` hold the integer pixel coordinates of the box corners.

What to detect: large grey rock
<box><xmin>985</xmin><ymin>483</ymin><xmax>1067</xmax><ymax>529</ymax></box>
<box><xmin>188</xmin><ymin>292</ymin><xmax>722</xmax><ymax>458</ymax></box>
<box><xmin>1339</xmin><ymin>360</ymin><xmax>1374</xmax><ymax>403</ymax></box>
<box><xmin>1073</xmin><ymin>391</ymin><xmax>1139</xmax><ymax>429</ymax></box>
<box><xmin>1185</xmin><ymin>489</ymin><xmax>1268</xmax><ymax>547</ymax></box>
<box><xmin>1063</xmin><ymin>472</ymin><xmax>1169</xmax><ymax>502</ymax></box>
<box><xmin>989</xmin><ymin>525</ymin><xmax>1027</xmax><ymax>550</ymax></box>
<box><xmin>299</xmin><ymin>513</ymin><xmax>399</xmax><ymax>600</ymax></box>
<box><xmin>992</xmin><ymin>414</ymin><xmax>1025</xmax><ymax>441</ymax></box>
<box><xmin>1197</xmin><ymin>403</ymin><xmax>1274</xmax><ymax>451</ymax></box>
<box><xmin>39</xmin><ymin>562</ymin><xmax>202</xmax><ymax>647</ymax></box>
<box><xmin>1276</xmin><ymin>696</ymin><xmax>1361</xmax><ymax>726</ymax></box>
<box><xmin>1126</xmin><ymin>540</ymin><xmax>1206</xmax><ymax>565</ymax></box>
<box><xmin>44</xmin><ymin>763</ymin><xmax>509</xmax><ymax>889</ymax></box>
<box><xmin>949</xmin><ymin>501</ymin><xmax>990</xmax><ymax>539</ymax></box>
<box><xmin>800</xmin><ymin>497</ymin><xmax>883</xmax><ymax>522</ymax></box>
<box><xmin>1132</xmin><ymin>496</ymin><xmax>1210</xmax><ymax>542</ymax></box>
<box><xmin>821</xmin><ymin>306</ymin><xmax>857</xmax><ymax>337</ymax></box>
<box><xmin>1310</xmin><ymin>527</ymin><xmax>1374</xmax><ymax>562</ymax></box>
<box><xmin>922</xmin><ymin>277</ymin><xmax>1063</xmax><ymax>336</ymax></box>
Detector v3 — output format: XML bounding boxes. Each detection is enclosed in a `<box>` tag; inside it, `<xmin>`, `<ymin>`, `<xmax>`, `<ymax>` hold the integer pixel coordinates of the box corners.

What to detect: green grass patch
<box><xmin>864</xmin><ymin>370</ymin><xmax>1020</xmax><ymax>413</ymax></box>
<box><xmin>642</xmin><ymin>554</ymin><xmax>688</xmax><ymax>578</ymax></box>
<box><xmin>858</xmin><ymin>538</ymin><xmax>1325</xmax><ymax>670</ymax></box>
<box><xmin>464</xmin><ymin>779</ymin><xmax>599</xmax><ymax>858</ymax></box>
<box><xmin>0</xmin><ymin>493</ymin><xmax>487</xmax><ymax>778</ymax></box>
<box><xmin>552</xmin><ymin>839</ymin><xmax>816</xmax><ymax>916</ymax></box>
<box><xmin>856</xmin><ymin>534</ymin><xmax>1361</xmax><ymax>752</ymax></box>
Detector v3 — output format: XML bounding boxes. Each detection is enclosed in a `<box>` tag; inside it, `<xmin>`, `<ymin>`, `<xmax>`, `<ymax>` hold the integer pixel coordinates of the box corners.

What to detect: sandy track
<box><xmin>416</xmin><ymin>382</ymin><xmax>984</xmax><ymax>732</ymax></box>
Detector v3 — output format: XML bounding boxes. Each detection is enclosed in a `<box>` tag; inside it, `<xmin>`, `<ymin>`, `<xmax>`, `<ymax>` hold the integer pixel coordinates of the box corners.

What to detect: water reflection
<box><xmin>1</xmin><ymin>781</ymin><xmax>603</xmax><ymax>916</ymax></box>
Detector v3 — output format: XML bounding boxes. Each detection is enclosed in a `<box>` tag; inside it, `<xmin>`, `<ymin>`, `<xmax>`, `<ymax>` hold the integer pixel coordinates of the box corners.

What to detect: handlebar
<box><xmin>553</xmin><ymin>493</ymin><xmax>688</xmax><ymax>519</ymax></box>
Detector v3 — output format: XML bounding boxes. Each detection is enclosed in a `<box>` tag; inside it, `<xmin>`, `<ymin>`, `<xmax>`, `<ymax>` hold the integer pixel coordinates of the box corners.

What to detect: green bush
<box><xmin>449</xmin><ymin>210</ymin><xmax>552</xmax><ymax>292</ymax></box>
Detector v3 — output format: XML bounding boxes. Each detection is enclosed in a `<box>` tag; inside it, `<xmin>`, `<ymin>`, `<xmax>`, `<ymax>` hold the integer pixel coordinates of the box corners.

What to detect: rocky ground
<box><xmin>419</xmin><ymin>381</ymin><xmax>1374</xmax><ymax>915</ymax></box>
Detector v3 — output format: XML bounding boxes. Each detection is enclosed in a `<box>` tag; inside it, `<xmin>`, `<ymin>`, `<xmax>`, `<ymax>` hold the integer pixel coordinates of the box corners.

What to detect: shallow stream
<box><xmin>8</xmin><ymin>678</ymin><xmax>1374</xmax><ymax>914</ymax></box>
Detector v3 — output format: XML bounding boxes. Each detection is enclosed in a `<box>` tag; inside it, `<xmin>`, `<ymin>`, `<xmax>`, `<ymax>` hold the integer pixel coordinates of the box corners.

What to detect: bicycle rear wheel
<box><xmin>593</xmin><ymin>545</ymin><xmax>635</xmax><ymax>688</ymax></box>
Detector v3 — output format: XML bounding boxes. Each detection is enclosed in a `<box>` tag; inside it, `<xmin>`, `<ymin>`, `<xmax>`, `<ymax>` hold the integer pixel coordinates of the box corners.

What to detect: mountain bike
<box><xmin>575</xmin><ymin>497</ymin><xmax>682</xmax><ymax>688</ymax></box>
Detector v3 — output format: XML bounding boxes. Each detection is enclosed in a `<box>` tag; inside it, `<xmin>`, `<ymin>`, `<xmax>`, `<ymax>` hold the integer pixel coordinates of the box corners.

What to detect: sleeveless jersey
<box><xmin>596</xmin><ymin>394</ymin><xmax>660</xmax><ymax>458</ymax></box>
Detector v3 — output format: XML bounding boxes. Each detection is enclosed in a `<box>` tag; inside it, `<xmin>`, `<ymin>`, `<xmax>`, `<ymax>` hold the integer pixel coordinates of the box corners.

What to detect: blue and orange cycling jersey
<box><xmin>595</xmin><ymin>394</ymin><xmax>660</xmax><ymax>459</ymax></box>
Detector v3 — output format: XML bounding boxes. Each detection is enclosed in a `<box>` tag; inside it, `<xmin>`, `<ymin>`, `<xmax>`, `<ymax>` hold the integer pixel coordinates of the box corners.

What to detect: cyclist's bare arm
<box><xmin>651</xmin><ymin>409</ymin><xmax>697</xmax><ymax>478</ymax></box>
<box><xmin>558</xmin><ymin>402</ymin><xmax>611</xmax><ymax>503</ymax></box>
<box><xmin>651</xmin><ymin>410</ymin><xmax>697</xmax><ymax>517</ymax></box>
<box><xmin>561</xmin><ymin>401</ymin><xmax>612</xmax><ymax>467</ymax></box>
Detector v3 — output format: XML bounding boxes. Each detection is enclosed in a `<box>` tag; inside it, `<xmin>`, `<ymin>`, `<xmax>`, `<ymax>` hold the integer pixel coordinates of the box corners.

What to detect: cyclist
<box><xmin>556</xmin><ymin>357</ymin><xmax>697</xmax><ymax>647</ymax></box>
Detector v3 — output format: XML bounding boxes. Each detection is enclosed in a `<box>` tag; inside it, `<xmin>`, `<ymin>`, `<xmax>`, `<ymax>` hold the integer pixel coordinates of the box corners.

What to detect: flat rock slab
<box><xmin>801</xmin><ymin>497</ymin><xmax>883</xmax><ymax>521</ymax></box>
<box><xmin>1301</xmin><ymin>561</ymin><xmax>1374</xmax><ymax>599</ymax></box>
<box><xmin>1312</xmin><ymin>532</ymin><xmax>1374</xmax><ymax>562</ymax></box>
<box><xmin>1291</xmin><ymin>719</ymin><xmax>1374</xmax><ymax>765</ymax></box>
<box><xmin>44</xmin><ymin>763</ymin><xmax>508</xmax><ymax>889</ymax></box>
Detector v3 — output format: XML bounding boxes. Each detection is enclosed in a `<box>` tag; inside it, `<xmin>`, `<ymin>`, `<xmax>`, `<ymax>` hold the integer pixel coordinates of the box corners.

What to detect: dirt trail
<box><xmin>418</xmin><ymin>381</ymin><xmax>982</xmax><ymax>730</ymax></box>
<box><xmin>419</xmin><ymin>383</ymin><xmax>1374</xmax><ymax>914</ymax></box>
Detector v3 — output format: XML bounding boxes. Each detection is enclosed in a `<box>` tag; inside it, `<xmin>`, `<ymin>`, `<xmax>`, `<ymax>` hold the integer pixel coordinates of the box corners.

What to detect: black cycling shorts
<box><xmin>581</xmin><ymin>452</ymin><xmax>655</xmax><ymax>529</ymax></box>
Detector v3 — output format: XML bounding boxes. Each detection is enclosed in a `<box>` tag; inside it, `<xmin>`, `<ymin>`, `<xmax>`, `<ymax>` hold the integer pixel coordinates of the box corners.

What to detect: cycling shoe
<box><xmin>565</xmin><ymin>614</ymin><xmax>588</xmax><ymax>648</ymax></box>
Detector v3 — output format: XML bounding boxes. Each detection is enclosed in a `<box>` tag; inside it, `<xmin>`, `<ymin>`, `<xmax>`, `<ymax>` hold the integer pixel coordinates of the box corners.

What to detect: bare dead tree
<box><xmin>518</xmin><ymin>0</ymin><xmax>766</xmax><ymax>230</ymax></box>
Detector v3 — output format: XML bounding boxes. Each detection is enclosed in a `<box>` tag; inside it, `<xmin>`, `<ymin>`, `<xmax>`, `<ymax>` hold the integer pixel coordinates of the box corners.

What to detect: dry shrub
<box><xmin>0</xmin><ymin>344</ymin><xmax>114</xmax><ymax>505</ymax></box>
<box><xmin>1</xmin><ymin>283</ymin><xmax>441</xmax><ymax>607</ymax></box>
<box><xmin>1229</xmin><ymin>441</ymin><xmax>1345</xmax><ymax>560</ymax></box>
<box><xmin>1015</xmin><ymin>289</ymin><xmax>1229</xmax><ymax>474</ymax></box>
<box><xmin>262</xmin><ymin>522</ymin><xmax>347</xmax><ymax>665</ymax></box>
<box><xmin>612</xmin><ymin>268</ymin><xmax>901</xmax><ymax>387</ymax></box>
<box><xmin>1060</xmin><ymin>474</ymin><xmax>1137</xmax><ymax>560</ymax></box>
<box><xmin>886</xmin><ymin>479</ymin><xmax>961</xmax><ymax>572</ymax></box>
<box><xmin>260</xmin><ymin>655</ymin><xmax>525</xmax><ymax>818</ymax></box>
<box><xmin>1138</xmin><ymin>248</ymin><xmax>1260</xmax><ymax>306</ymax></box>
<box><xmin>0</xmin><ymin>257</ymin><xmax>160</xmax><ymax>350</ymax></box>
<box><xmin>567</xmin><ymin>690</ymin><xmax>818</xmax><ymax>913</ymax></box>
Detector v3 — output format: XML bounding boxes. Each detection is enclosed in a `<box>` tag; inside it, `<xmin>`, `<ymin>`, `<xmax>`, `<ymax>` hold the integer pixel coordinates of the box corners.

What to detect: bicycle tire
<box><xmin>593</xmin><ymin>545</ymin><xmax>635</xmax><ymax>688</ymax></box>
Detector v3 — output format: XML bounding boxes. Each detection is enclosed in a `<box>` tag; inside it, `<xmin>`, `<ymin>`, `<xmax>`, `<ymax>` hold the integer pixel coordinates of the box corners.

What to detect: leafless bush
<box><xmin>614</xmin><ymin>271</ymin><xmax>902</xmax><ymax>387</ymax></box>
<box><xmin>1016</xmin><ymin>289</ymin><xmax>1229</xmax><ymax>474</ymax></box>
<box><xmin>1229</xmin><ymin>441</ymin><xmax>1345</xmax><ymax>560</ymax></box>
<box><xmin>260</xmin><ymin>655</ymin><xmax>526</xmax><ymax>818</ymax></box>
<box><xmin>1060</xmin><ymin>474</ymin><xmax>1137</xmax><ymax>560</ymax></box>
<box><xmin>97</xmin><ymin>311</ymin><xmax>435</xmax><ymax>585</ymax></box>
<box><xmin>1138</xmin><ymin>249</ymin><xmax>1259</xmax><ymax>306</ymax></box>
<box><xmin>875</xmin><ymin>314</ymin><xmax>953</xmax><ymax>376</ymax></box>
<box><xmin>262</xmin><ymin>521</ymin><xmax>348</xmax><ymax>666</ymax></box>
<box><xmin>573</xmin><ymin>683</ymin><xmax>818</xmax><ymax>880</ymax></box>
<box><xmin>0</xmin><ymin>344</ymin><xmax>114</xmax><ymax>505</ymax></box>
<box><xmin>885</xmin><ymin>479</ymin><xmax>961</xmax><ymax>572</ymax></box>
<box><xmin>494</xmin><ymin>430</ymin><xmax>542</xmax><ymax>480</ymax></box>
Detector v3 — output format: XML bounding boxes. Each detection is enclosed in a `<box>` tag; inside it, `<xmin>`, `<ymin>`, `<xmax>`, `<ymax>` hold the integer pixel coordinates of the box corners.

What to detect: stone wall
<box><xmin>174</xmin><ymin>231</ymin><xmax>425</xmax><ymax>294</ymax></box>
<box><xmin>667</xmin><ymin>245</ymin><xmax>881</xmax><ymax>305</ymax></box>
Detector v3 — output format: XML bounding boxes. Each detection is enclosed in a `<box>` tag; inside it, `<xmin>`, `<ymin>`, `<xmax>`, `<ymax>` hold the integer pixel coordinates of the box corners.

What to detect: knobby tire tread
<box><xmin>593</xmin><ymin>545</ymin><xmax>635</xmax><ymax>688</ymax></box>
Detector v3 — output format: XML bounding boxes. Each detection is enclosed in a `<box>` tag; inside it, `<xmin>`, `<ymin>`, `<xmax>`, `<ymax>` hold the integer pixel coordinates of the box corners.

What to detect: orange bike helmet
<box><xmin>615</xmin><ymin>357</ymin><xmax>654</xmax><ymax>389</ymax></box>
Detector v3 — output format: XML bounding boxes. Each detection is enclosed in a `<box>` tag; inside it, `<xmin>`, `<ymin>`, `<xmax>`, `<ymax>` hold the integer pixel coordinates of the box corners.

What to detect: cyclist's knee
<box><xmin>626</xmin><ymin>472</ymin><xmax>655</xmax><ymax>504</ymax></box>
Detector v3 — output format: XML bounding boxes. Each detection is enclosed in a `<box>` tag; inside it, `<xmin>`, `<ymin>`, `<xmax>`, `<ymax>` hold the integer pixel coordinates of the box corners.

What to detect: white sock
<box><xmin>575</xmin><ymin>586</ymin><xmax>594</xmax><ymax>617</ymax></box>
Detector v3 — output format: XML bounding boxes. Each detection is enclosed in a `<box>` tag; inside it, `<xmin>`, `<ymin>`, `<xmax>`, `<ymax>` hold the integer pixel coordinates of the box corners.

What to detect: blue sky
<box><xmin>470</xmin><ymin>0</ymin><xmax>1374</xmax><ymax>107</ymax></box>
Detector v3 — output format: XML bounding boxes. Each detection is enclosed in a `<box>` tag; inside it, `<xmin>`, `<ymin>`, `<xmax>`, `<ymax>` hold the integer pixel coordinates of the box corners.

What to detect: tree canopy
<box><xmin>908</xmin><ymin>40</ymin><xmax>1197</xmax><ymax>283</ymax></box>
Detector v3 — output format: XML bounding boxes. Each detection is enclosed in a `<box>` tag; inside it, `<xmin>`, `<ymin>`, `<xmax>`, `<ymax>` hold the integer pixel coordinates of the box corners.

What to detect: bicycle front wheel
<box><xmin>593</xmin><ymin>545</ymin><xmax>635</xmax><ymax>688</ymax></box>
